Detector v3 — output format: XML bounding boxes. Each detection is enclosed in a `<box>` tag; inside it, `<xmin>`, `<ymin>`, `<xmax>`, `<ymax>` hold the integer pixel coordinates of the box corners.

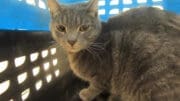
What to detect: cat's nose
<box><xmin>67</xmin><ymin>39</ymin><xmax>77</xmax><ymax>46</ymax></box>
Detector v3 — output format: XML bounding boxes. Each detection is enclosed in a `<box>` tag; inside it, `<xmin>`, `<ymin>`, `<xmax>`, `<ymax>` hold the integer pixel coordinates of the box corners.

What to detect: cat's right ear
<box><xmin>86</xmin><ymin>0</ymin><xmax>98</xmax><ymax>17</ymax></box>
<box><xmin>47</xmin><ymin>0</ymin><xmax>62</xmax><ymax>16</ymax></box>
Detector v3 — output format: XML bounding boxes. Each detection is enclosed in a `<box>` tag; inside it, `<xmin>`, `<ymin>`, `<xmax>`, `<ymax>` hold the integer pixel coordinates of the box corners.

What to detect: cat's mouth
<box><xmin>68</xmin><ymin>48</ymin><xmax>80</xmax><ymax>53</ymax></box>
<box><xmin>65</xmin><ymin>45</ymin><xmax>84</xmax><ymax>53</ymax></box>
<box><xmin>63</xmin><ymin>41</ymin><xmax>90</xmax><ymax>53</ymax></box>
<box><xmin>60</xmin><ymin>41</ymin><xmax>89</xmax><ymax>53</ymax></box>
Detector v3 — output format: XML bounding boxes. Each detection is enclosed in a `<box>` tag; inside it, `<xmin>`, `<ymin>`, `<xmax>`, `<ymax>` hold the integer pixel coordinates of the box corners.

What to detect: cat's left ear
<box><xmin>86</xmin><ymin>0</ymin><xmax>98</xmax><ymax>17</ymax></box>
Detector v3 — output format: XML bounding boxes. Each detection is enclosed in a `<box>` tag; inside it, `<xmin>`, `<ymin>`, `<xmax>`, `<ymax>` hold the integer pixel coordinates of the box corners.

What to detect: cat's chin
<box><xmin>66</xmin><ymin>48</ymin><xmax>82</xmax><ymax>54</ymax></box>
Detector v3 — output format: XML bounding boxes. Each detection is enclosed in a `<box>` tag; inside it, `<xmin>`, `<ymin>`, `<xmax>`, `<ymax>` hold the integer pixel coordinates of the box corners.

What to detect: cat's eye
<box><xmin>79</xmin><ymin>25</ymin><xmax>90</xmax><ymax>32</ymax></box>
<box><xmin>56</xmin><ymin>25</ymin><xmax>66</xmax><ymax>32</ymax></box>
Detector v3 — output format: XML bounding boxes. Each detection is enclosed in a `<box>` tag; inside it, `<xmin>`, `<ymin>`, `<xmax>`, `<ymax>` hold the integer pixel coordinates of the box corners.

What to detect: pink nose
<box><xmin>67</xmin><ymin>40</ymin><xmax>77</xmax><ymax>46</ymax></box>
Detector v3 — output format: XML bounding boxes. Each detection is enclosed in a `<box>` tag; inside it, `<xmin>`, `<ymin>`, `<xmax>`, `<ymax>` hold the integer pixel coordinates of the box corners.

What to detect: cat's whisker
<box><xmin>92</xmin><ymin>42</ymin><xmax>105</xmax><ymax>47</ymax></box>
<box><xmin>48</xmin><ymin>43</ymin><xmax>62</xmax><ymax>49</ymax></box>
<box><xmin>94</xmin><ymin>42</ymin><xmax>104</xmax><ymax>44</ymax></box>
<box><xmin>92</xmin><ymin>43</ymin><xmax>104</xmax><ymax>47</ymax></box>
<box><xmin>87</xmin><ymin>47</ymin><xmax>102</xmax><ymax>62</ymax></box>
<box><xmin>92</xmin><ymin>44</ymin><xmax>105</xmax><ymax>48</ymax></box>
<box><xmin>86</xmin><ymin>48</ymin><xmax>94</xmax><ymax>56</ymax></box>
<box><xmin>90</xmin><ymin>46</ymin><xmax>104</xmax><ymax>51</ymax></box>
<box><xmin>91</xmin><ymin>44</ymin><xmax>104</xmax><ymax>49</ymax></box>
<box><xmin>93</xmin><ymin>43</ymin><xmax>104</xmax><ymax>45</ymax></box>
<box><xmin>48</xmin><ymin>41</ymin><xmax>57</xmax><ymax>44</ymax></box>
<box><xmin>86</xmin><ymin>48</ymin><xmax>98</xmax><ymax>60</ymax></box>
<box><xmin>91</xmin><ymin>44</ymin><xmax>104</xmax><ymax>47</ymax></box>
<box><xmin>90</xmin><ymin>45</ymin><xmax>105</xmax><ymax>51</ymax></box>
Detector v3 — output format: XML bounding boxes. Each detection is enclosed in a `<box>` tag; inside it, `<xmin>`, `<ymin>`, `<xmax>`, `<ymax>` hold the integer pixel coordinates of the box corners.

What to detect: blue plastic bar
<box><xmin>0</xmin><ymin>0</ymin><xmax>179</xmax><ymax>31</ymax></box>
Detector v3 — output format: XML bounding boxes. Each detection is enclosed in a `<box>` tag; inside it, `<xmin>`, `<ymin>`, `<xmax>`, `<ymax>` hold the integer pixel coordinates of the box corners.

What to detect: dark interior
<box><xmin>0</xmin><ymin>30</ymin><xmax>109</xmax><ymax>101</ymax></box>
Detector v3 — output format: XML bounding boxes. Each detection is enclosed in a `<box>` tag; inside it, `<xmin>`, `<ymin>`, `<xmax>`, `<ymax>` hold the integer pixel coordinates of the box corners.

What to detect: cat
<box><xmin>47</xmin><ymin>0</ymin><xmax>180</xmax><ymax>101</ymax></box>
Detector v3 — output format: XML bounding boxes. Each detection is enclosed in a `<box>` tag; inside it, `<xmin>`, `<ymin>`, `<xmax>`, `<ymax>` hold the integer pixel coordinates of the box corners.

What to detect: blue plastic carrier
<box><xmin>0</xmin><ymin>0</ymin><xmax>180</xmax><ymax>101</ymax></box>
<box><xmin>0</xmin><ymin>0</ymin><xmax>180</xmax><ymax>31</ymax></box>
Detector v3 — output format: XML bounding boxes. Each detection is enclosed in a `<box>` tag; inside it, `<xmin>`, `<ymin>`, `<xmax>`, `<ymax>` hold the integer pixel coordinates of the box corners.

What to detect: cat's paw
<box><xmin>79</xmin><ymin>88</ymin><xmax>93</xmax><ymax>101</ymax></box>
<box><xmin>70</xmin><ymin>93</ymin><xmax>82</xmax><ymax>101</ymax></box>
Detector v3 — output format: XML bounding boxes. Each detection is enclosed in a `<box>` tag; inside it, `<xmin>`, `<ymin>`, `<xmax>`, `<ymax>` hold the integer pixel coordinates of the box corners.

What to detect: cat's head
<box><xmin>48</xmin><ymin>0</ymin><xmax>101</xmax><ymax>53</ymax></box>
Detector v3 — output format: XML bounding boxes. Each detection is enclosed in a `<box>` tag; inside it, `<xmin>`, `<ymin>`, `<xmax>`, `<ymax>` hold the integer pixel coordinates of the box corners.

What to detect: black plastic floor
<box><xmin>33</xmin><ymin>71</ymin><xmax>109</xmax><ymax>101</ymax></box>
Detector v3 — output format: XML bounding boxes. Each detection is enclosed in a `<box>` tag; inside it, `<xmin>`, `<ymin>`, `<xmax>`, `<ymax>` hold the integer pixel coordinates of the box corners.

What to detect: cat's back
<box><xmin>107</xmin><ymin>7</ymin><xmax>180</xmax><ymax>55</ymax></box>
<box><xmin>107</xmin><ymin>7</ymin><xmax>180</xmax><ymax>101</ymax></box>
<box><xmin>107</xmin><ymin>7</ymin><xmax>180</xmax><ymax>33</ymax></box>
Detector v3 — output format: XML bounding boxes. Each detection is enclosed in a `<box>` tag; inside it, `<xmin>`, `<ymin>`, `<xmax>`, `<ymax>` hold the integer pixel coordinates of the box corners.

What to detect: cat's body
<box><xmin>48</xmin><ymin>0</ymin><xmax>180</xmax><ymax>101</ymax></box>
<box><xmin>108</xmin><ymin>8</ymin><xmax>180</xmax><ymax>101</ymax></box>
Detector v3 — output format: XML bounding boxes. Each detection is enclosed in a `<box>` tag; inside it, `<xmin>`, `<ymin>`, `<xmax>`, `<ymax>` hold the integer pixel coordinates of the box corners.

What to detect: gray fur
<box><xmin>48</xmin><ymin>0</ymin><xmax>180</xmax><ymax>101</ymax></box>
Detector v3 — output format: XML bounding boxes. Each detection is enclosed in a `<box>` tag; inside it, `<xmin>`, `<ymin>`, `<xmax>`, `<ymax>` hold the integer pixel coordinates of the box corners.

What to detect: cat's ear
<box><xmin>47</xmin><ymin>0</ymin><xmax>62</xmax><ymax>15</ymax></box>
<box><xmin>86</xmin><ymin>0</ymin><xmax>98</xmax><ymax>17</ymax></box>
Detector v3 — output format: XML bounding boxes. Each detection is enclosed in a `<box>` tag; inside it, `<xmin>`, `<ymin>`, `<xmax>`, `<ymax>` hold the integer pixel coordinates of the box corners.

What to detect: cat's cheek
<box><xmin>87</xmin><ymin>35</ymin><xmax>98</xmax><ymax>43</ymax></box>
<box><xmin>52</xmin><ymin>33</ymin><xmax>60</xmax><ymax>42</ymax></box>
<box><xmin>52</xmin><ymin>32</ymin><xmax>65</xmax><ymax>46</ymax></box>
<box><xmin>88</xmin><ymin>30</ymin><xmax>99</xmax><ymax>39</ymax></box>
<box><xmin>82</xmin><ymin>41</ymin><xmax>89</xmax><ymax>48</ymax></box>
<box><xmin>55</xmin><ymin>31</ymin><xmax>64</xmax><ymax>37</ymax></box>
<box><xmin>82</xmin><ymin>33</ymin><xmax>93</xmax><ymax>41</ymax></box>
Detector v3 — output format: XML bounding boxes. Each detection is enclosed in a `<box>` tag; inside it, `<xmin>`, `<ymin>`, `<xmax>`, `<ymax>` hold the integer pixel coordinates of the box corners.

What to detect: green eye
<box><xmin>56</xmin><ymin>25</ymin><xmax>66</xmax><ymax>32</ymax></box>
<box><xmin>79</xmin><ymin>25</ymin><xmax>90</xmax><ymax>32</ymax></box>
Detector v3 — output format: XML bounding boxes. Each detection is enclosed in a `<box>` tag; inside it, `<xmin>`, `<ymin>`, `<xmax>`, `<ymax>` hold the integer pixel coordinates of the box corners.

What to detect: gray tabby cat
<box><xmin>47</xmin><ymin>0</ymin><xmax>180</xmax><ymax>101</ymax></box>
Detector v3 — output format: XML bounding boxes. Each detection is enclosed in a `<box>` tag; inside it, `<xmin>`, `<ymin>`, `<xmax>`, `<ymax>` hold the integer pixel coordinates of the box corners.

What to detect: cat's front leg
<box><xmin>108</xmin><ymin>94</ymin><xmax>121</xmax><ymax>101</ymax></box>
<box><xmin>79</xmin><ymin>83</ymin><xmax>103</xmax><ymax>101</ymax></box>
